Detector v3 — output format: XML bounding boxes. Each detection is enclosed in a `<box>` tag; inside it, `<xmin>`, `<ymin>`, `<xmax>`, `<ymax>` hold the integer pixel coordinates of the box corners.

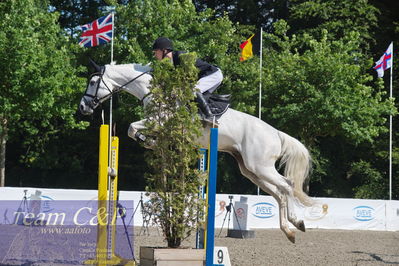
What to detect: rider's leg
<box><xmin>195</xmin><ymin>69</ymin><xmax>223</xmax><ymax>94</ymax></box>
<box><xmin>195</xmin><ymin>91</ymin><xmax>213</xmax><ymax>121</ymax></box>
<box><xmin>195</xmin><ymin>69</ymin><xmax>223</xmax><ymax>122</ymax></box>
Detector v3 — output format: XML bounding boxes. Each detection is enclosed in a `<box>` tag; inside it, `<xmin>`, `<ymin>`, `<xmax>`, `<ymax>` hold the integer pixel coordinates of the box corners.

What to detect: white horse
<box><xmin>79</xmin><ymin>62</ymin><xmax>314</xmax><ymax>243</ymax></box>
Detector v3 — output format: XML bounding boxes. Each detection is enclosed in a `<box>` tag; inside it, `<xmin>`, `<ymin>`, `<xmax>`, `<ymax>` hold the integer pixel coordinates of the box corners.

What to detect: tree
<box><xmin>261</xmin><ymin>20</ymin><xmax>395</xmax><ymax>197</ymax></box>
<box><xmin>144</xmin><ymin>53</ymin><xmax>205</xmax><ymax>248</ymax></box>
<box><xmin>0</xmin><ymin>0</ymin><xmax>87</xmax><ymax>186</ymax></box>
<box><xmin>288</xmin><ymin>0</ymin><xmax>379</xmax><ymax>48</ymax></box>
<box><xmin>108</xmin><ymin>0</ymin><xmax>258</xmax><ymax>193</ymax></box>
<box><xmin>193</xmin><ymin>0</ymin><xmax>290</xmax><ymax>31</ymax></box>
<box><xmin>49</xmin><ymin>0</ymin><xmax>116</xmax><ymax>37</ymax></box>
<box><xmin>279</xmin><ymin>0</ymin><xmax>398</xmax><ymax>199</ymax></box>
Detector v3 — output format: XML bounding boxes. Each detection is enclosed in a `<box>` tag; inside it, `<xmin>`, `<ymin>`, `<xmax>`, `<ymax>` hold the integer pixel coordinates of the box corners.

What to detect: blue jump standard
<box><xmin>206</xmin><ymin>128</ymin><xmax>218</xmax><ymax>266</ymax></box>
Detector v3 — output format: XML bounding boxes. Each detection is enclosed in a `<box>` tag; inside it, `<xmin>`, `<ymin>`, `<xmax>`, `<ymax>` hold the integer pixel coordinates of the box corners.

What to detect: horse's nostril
<box><xmin>79</xmin><ymin>103</ymin><xmax>86</xmax><ymax>113</ymax></box>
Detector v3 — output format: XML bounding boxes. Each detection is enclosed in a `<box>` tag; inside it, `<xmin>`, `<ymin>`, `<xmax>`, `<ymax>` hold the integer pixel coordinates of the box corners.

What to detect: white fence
<box><xmin>1</xmin><ymin>187</ymin><xmax>398</xmax><ymax>231</ymax></box>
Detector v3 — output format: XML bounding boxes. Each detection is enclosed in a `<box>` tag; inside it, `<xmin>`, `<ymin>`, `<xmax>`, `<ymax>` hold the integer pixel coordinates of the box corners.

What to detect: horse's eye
<box><xmin>90</xmin><ymin>80</ymin><xmax>96</xmax><ymax>86</ymax></box>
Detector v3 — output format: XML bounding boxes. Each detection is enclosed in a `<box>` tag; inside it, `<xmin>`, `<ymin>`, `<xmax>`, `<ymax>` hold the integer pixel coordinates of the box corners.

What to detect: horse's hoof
<box><xmin>298</xmin><ymin>220</ymin><xmax>306</xmax><ymax>232</ymax></box>
<box><xmin>144</xmin><ymin>138</ymin><xmax>156</xmax><ymax>150</ymax></box>
<box><xmin>286</xmin><ymin>232</ymin><xmax>296</xmax><ymax>244</ymax></box>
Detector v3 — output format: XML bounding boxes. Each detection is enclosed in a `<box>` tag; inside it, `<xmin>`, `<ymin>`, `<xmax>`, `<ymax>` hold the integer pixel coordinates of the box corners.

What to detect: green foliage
<box><xmin>193</xmin><ymin>0</ymin><xmax>290</xmax><ymax>32</ymax></box>
<box><xmin>288</xmin><ymin>0</ymin><xmax>379</xmax><ymax>48</ymax></box>
<box><xmin>263</xmin><ymin>25</ymin><xmax>394</xmax><ymax>145</ymax></box>
<box><xmin>2</xmin><ymin>0</ymin><xmax>398</xmax><ymax>200</ymax></box>
<box><xmin>144</xmin><ymin>53</ymin><xmax>205</xmax><ymax>248</ymax></box>
<box><xmin>112</xmin><ymin>0</ymin><xmax>255</xmax><ymax>193</ymax></box>
<box><xmin>259</xmin><ymin>19</ymin><xmax>396</xmax><ymax>199</ymax></box>
<box><xmin>114</xmin><ymin>0</ymin><xmax>241</xmax><ymax>80</ymax></box>
<box><xmin>0</xmin><ymin>0</ymin><xmax>87</xmax><ymax>166</ymax></box>
<box><xmin>349</xmin><ymin>160</ymin><xmax>387</xmax><ymax>199</ymax></box>
<box><xmin>49</xmin><ymin>0</ymin><xmax>109</xmax><ymax>37</ymax></box>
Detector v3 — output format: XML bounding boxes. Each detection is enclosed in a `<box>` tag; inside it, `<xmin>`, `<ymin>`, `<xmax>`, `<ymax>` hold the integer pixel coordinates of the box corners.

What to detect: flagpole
<box><xmin>389</xmin><ymin>41</ymin><xmax>393</xmax><ymax>200</ymax></box>
<box><xmin>110</xmin><ymin>12</ymin><xmax>115</xmax><ymax>64</ymax></box>
<box><xmin>257</xmin><ymin>27</ymin><xmax>263</xmax><ymax>196</ymax></box>
<box><xmin>109</xmin><ymin>12</ymin><xmax>115</xmax><ymax>185</ymax></box>
<box><xmin>258</xmin><ymin>27</ymin><xmax>263</xmax><ymax>121</ymax></box>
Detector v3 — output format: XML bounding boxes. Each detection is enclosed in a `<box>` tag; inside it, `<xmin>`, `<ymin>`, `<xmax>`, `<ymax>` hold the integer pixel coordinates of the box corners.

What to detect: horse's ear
<box><xmin>89</xmin><ymin>58</ymin><xmax>102</xmax><ymax>73</ymax></box>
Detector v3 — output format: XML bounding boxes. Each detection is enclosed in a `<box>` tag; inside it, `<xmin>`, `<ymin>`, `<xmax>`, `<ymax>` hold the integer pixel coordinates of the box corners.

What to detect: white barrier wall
<box><xmin>0</xmin><ymin>187</ymin><xmax>398</xmax><ymax>231</ymax></box>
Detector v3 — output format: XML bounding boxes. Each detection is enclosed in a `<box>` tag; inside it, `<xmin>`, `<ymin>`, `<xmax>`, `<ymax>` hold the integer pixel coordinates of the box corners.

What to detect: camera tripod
<box><xmin>116</xmin><ymin>202</ymin><xmax>135</xmax><ymax>261</ymax></box>
<box><xmin>128</xmin><ymin>193</ymin><xmax>157</xmax><ymax>236</ymax></box>
<box><xmin>17</xmin><ymin>190</ymin><xmax>29</xmax><ymax>213</ymax></box>
<box><xmin>217</xmin><ymin>195</ymin><xmax>244</xmax><ymax>238</ymax></box>
<box><xmin>14</xmin><ymin>190</ymin><xmax>30</xmax><ymax>225</ymax></box>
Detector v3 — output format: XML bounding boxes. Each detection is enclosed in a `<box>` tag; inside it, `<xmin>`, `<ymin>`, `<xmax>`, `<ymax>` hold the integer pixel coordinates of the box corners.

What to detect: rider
<box><xmin>152</xmin><ymin>37</ymin><xmax>223</xmax><ymax>123</ymax></box>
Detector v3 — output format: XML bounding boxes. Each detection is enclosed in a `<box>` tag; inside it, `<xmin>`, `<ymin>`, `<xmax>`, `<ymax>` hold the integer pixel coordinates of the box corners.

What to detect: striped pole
<box><xmin>196</xmin><ymin>148</ymin><xmax>207</xmax><ymax>249</ymax></box>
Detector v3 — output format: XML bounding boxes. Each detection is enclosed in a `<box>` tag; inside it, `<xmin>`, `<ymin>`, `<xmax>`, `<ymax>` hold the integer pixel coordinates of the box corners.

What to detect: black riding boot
<box><xmin>195</xmin><ymin>92</ymin><xmax>214</xmax><ymax>123</ymax></box>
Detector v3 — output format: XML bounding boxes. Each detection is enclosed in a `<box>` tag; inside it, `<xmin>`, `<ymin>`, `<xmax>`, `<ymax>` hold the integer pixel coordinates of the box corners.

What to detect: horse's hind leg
<box><xmin>286</xmin><ymin>195</ymin><xmax>305</xmax><ymax>232</ymax></box>
<box><xmin>230</xmin><ymin>153</ymin><xmax>297</xmax><ymax>243</ymax></box>
<box><xmin>255</xmin><ymin>165</ymin><xmax>306</xmax><ymax>233</ymax></box>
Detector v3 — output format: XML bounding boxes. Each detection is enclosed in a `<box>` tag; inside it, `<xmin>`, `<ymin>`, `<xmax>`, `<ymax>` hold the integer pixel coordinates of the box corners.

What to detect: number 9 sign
<box><xmin>214</xmin><ymin>246</ymin><xmax>231</xmax><ymax>266</ymax></box>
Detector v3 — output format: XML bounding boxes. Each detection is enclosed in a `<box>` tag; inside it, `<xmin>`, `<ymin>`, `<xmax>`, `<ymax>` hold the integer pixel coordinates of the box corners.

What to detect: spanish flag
<box><xmin>240</xmin><ymin>34</ymin><xmax>255</xmax><ymax>61</ymax></box>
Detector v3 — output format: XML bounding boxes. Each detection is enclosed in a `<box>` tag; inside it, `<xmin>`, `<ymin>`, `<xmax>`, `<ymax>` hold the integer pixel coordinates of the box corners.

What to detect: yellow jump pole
<box><xmin>85</xmin><ymin>125</ymin><xmax>134</xmax><ymax>266</ymax></box>
<box><xmin>107</xmin><ymin>135</ymin><xmax>135</xmax><ymax>265</ymax></box>
<box><xmin>107</xmin><ymin>136</ymin><xmax>119</xmax><ymax>260</ymax></box>
<box><xmin>97</xmin><ymin>124</ymin><xmax>109</xmax><ymax>264</ymax></box>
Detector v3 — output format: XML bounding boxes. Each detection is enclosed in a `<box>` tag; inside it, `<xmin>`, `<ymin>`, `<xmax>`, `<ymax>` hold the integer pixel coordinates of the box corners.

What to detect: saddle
<box><xmin>201</xmin><ymin>92</ymin><xmax>231</xmax><ymax>120</ymax></box>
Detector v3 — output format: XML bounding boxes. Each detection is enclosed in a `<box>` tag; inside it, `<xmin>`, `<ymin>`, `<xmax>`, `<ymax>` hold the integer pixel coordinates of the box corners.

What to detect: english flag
<box><xmin>79</xmin><ymin>14</ymin><xmax>113</xmax><ymax>48</ymax></box>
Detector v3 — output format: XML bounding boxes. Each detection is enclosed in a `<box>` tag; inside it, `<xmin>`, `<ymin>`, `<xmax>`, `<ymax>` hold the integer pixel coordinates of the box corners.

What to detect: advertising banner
<box><xmin>298</xmin><ymin>198</ymin><xmax>387</xmax><ymax>230</ymax></box>
<box><xmin>386</xmin><ymin>200</ymin><xmax>399</xmax><ymax>231</ymax></box>
<box><xmin>1</xmin><ymin>187</ymin><xmax>398</xmax><ymax>231</ymax></box>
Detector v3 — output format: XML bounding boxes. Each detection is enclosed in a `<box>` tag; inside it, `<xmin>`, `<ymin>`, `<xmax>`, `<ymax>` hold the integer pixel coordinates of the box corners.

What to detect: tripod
<box><xmin>128</xmin><ymin>193</ymin><xmax>144</xmax><ymax>228</ymax></box>
<box><xmin>217</xmin><ymin>196</ymin><xmax>244</xmax><ymax>238</ymax></box>
<box><xmin>117</xmin><ymin>202</ymin><xmax>135</xmax><ymax>261</ymax></box>
<box><xmin>128</xmin><ymin>193</ymin><xmax>155</xmax><ymax>236</ymax></box>
<box><xmin>14</xmin><ymin>190</ymin><xmax>29</xmax><ymax>225</ymax></box>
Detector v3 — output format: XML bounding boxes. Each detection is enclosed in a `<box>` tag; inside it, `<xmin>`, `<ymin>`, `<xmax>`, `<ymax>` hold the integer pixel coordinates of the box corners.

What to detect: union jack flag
<box><xmin>79</xmin><ymin>14</ymin><xmax>113</xmax><ymax>48</ymax></box>
<box><xmin>373</xmin><ymin>42</ymin><xmax>393</xmax><ymax>78</ymax></box>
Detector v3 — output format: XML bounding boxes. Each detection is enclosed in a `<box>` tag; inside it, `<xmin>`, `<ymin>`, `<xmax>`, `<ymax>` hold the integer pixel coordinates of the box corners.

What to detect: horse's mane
<box><xmin>132</xmin><ymin>63</ymin><xmax>152</xmax><ymax>73</ymax></box>
<box><xmin>106</xmin><ymin>62</ymin><xmax>152</xmax><ymax>75</ymax></box>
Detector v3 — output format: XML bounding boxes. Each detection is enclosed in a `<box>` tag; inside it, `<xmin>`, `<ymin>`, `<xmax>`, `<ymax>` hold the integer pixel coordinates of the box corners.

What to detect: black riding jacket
<box><xmin>172</xmin><ymin>51</ymin><xmax>218</xmax><ymax>79</ymax></box>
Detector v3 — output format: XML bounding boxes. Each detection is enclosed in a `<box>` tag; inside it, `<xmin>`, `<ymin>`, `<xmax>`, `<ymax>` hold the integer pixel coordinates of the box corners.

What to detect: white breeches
<box><xmin>195</xmin><ymin>69</ymin><xmax>223</xmax><ymax>93</ymax></box>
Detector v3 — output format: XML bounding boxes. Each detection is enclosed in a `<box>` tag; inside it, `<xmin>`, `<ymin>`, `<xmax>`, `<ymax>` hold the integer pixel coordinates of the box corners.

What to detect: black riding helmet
<box><xmin>152</xmin><ymin>37</ymin><xmax>173</xmax><ymax>51</ymax></box>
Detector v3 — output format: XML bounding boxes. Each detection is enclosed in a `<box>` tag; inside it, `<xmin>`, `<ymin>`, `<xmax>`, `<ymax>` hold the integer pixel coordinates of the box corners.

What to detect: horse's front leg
<box><xmin>128</xmin><ymin>119</ymin><xmax>148</xmax><ymax>141</ymax></box>
<box><xmin>128</xmin><ymin>119</ymin><xmax>157</xmax><ymax>149</ymax></box>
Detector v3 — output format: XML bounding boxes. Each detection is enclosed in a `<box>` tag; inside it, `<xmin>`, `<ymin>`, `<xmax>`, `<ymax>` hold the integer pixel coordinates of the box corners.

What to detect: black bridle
<box><xmin>83</xmin><ymin>67</ymin><xmax>151</xmax><ymax>110</ymax></box>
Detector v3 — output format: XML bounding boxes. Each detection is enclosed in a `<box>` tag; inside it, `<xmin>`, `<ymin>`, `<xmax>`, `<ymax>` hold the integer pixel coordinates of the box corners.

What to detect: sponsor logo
<box><xmin>235</xmin><ymin>208</ymin><xmax>245</xmax><ymax>219</ymax></box>
<box><xmin>26</xmin><ymin>192</ymin><xmax>55</xmax><ymax>214</ymax></box>
<box><xmin>353</xmin><ymin>206</ymin><xmax>375</xmax><ymax>221</ymax></box>
<box><xmin>304</xmin><ymin>203</ymin><xmax>328</xmax><ymax>221</ymax></box>
<box><xmin>215</xmin><ymin>200</ymin><xmax>227</xmax><ymax>217</ymax></box>
<box><xmin>40</xmin><ymin>195</ymin><xmax>55</xmax><ymax>213</ymax></box>
<box><xmin>251</xmin><ymin>202</ymin><xmax>276</xmax><ymax>219</ymax></box>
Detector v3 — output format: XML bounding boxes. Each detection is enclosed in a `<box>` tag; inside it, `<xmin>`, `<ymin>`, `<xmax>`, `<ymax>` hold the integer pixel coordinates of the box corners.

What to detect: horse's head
<box><xmin>79</xmin><ymin>60</ymin><xmax>111</xmax><ymax>115</ymax></box>
<box><xmin>79</xmin><ymin>60</ymin><xmax>153</xmax><ymax>115</ymax></box>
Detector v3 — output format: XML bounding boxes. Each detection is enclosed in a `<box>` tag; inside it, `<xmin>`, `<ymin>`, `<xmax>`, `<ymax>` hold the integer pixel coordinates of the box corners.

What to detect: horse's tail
<box><xmin>278</xmin><ymin>131</ymin><xmax>314</xmax><ymax>206</ymax></box>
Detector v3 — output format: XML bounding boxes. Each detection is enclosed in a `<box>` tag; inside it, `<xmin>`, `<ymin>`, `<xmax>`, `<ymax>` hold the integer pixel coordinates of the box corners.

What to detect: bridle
<box><xmin>83</xmin><ymin>67</ymin><xmax>151</xmax><ymax>110</ymax></box>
